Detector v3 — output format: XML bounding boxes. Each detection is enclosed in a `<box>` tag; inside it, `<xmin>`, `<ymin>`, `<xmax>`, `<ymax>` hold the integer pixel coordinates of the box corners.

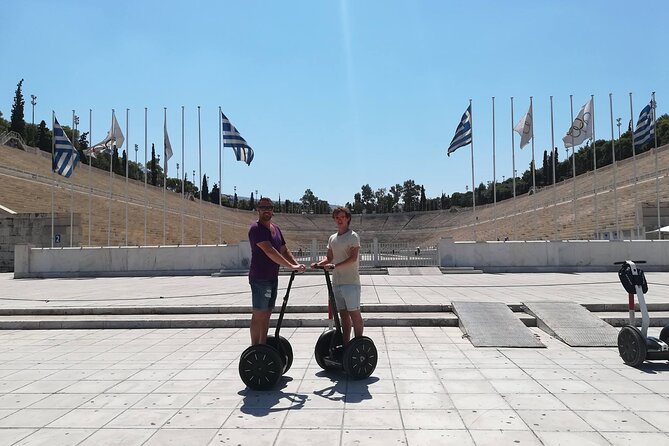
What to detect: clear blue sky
<box><xmin>1</xmin><ymin>1</ymin><xmax>666</xmax><ymax>206</ymax></box>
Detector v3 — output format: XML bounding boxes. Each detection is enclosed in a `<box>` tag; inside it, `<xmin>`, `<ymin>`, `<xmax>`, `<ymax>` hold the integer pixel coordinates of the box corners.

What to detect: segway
<box><xmin>313</xmin><ymin>265</ymin><xmax>377</xmax><ymax>379</ymax></box>
<box><xmin>616</xmin><ymin>260</ymin><xmax>669</xmax><ymax>367</ymax></box>
<box><xmin>238</xmin><ymin>272</ymin><xmax>296</xmax><ymax>390</ymax></box>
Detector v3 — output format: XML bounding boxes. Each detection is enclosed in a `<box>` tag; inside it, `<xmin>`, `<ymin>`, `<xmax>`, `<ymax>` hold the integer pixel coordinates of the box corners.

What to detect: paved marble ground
<box><xmin>2</xmin><ymin>272</ymin><xmax>669</xmax><ymax>309</ymax></box>
<box><xmin>1</xmin><ymin>272</ymin><xmax>668</xmax><ymax>445</ymax></box>
<box><xmin>0</xmin><ymin>326</ymin><xmax>668</xmax><ymax>446</ymax></box>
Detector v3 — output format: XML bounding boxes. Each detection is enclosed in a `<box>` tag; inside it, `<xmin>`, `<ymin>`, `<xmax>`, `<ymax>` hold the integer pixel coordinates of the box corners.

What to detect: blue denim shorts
<box><xmin>250</xmin><ymin>279</ymin><xmax>278</xmax><ymax>310</ymax></box>
<box><xmin>333</xmin><ymin>284</ymin><xmax>361</xmax><ymax>311</ymax></box>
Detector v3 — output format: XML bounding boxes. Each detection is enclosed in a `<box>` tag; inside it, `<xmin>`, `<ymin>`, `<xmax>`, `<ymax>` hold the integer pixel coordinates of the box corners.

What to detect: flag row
<box><xmin>447</xmin><ymin>95</ymin><xmax>657</xmax><ymax>156</ymax></box>
<box><xmin>51</xmin><ymin>110</ymin><xmax>255</xmax><ymax>178</ymax></box>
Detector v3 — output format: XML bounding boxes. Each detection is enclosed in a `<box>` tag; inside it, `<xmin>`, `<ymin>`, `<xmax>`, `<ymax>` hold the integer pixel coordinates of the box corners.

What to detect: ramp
<box><xmin>523</xmin><ymin>302</ymin><xmax>618</xmax><ymax>347</ymax></box>
<box><xmin>452</xmin><ymin>302</ymin><xmax>545</xmax><ymax>348</ymax></box>
<box><xmin>387</xmin><ymin>267</ymin><xmax>442</xmax><ymax>276</ymax></box>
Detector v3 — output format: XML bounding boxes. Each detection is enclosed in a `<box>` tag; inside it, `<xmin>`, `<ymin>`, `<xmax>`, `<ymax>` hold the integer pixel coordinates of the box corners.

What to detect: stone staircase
<box><xmin>0</xmin><ymin>303</ymin><xmax>667</xmax><ymax>330</ymax></box>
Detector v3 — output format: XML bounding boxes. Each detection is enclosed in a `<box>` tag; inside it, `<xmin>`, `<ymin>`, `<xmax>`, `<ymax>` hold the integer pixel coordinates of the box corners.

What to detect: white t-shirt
<box><xmin>328</xmin><ymin>229</ymin><xmax>361</xmax><ymax>285</ymax></box>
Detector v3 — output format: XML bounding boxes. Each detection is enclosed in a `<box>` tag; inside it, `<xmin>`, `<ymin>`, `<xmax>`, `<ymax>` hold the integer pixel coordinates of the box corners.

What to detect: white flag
<box><xmin>513</xmin><ymin>103</ymin><xmax>533</xmax><ymax>149</ymax></box>
<box><xmin>164</xmin><ymin>118</ymin><xmax>173</xmax><ymax>175</ymax></box>
<box><xmin>563</xmin><ymin>98</ymin><xmax>593</xmax><ymax>148</ymax></box>
<box><xmin>87</xmin><ymin>112</ymin><xmax>125</xmax><ymax>156</ymax></box>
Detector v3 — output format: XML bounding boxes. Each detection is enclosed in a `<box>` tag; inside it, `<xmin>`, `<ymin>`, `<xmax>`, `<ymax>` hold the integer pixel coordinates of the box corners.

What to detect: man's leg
<box><xmin>250</xmin><ymin>310</ymin><xmax>272</xmax><ymax>345</ymax></box>
<box><xmin>339</xmin><ymin>310</ymin><xmax>352</xmax><ymax>345</ymax></box>
<box><xmin>349</xmin><ymin>309</ymin><xmax>364</xmax><ymax>338</ymax></box>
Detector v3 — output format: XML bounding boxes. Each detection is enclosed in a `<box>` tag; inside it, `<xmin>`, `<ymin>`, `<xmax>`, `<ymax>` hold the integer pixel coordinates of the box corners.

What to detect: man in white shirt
<box><xmin>312</xmin><ymin>207</ymin><xmax>362</xmax><ymax>344</ymax></box>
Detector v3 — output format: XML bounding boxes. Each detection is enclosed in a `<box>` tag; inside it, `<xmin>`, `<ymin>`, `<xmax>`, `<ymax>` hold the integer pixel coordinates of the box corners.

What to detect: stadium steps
<box><xmin>0</xmin><ymin>303</ymin><xmax>667</xmax><ymax>330</ymax></box>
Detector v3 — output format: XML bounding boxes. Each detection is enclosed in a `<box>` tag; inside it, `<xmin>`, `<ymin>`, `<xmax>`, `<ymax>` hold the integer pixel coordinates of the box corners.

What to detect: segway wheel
<box><xmin>239</xmin><ymin>344</ymin><xmax>283</xmax><ymax>390</ymax></box>
<box><xmin>660</xmin><ymin>326</ymin><xmax>669</xmax><ymax>344</ymax></box>
<box><xmin>314</xmin><ymin>329</ymin><xmax>342</xmax><ymax>370</ymax></box>
<box><xmin>267</xmin><ymin>335</ymin><xmax>293</xmax><ymax>374</ymax></box>
<box><xmin>618</xmin><ymin>325</ymin><xmax>647</xmax><ymax>368</ymax></box>
<box><xmin>343</xmin><ymin>336</ymin><xmax>378</xmax><ymax>380</ymax></box>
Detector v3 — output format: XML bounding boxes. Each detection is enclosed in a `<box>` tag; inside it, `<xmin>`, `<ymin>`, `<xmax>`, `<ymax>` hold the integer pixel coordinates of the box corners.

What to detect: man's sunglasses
<box><xmin>257</xmin><ymin>206</ymin><xmax>273</xmax><ymax>210</ymax></box>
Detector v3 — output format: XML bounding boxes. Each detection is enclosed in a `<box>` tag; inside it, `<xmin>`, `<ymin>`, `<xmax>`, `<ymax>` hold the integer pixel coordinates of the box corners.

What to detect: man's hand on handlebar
<box><xmin>292</xmin><ymin>264</ymin><xmax>307</xmax><ymax>273</ymax></box>
<box><xmin>311</xmin><ymin>263</ymin><xmax>335</xmax><ymax>271</ymax></box>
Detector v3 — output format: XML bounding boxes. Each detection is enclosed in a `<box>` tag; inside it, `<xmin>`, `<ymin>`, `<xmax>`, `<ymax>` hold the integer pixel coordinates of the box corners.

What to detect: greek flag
<box><xmin>221</xmin><ymin>111</ymin><xmax>254</xmax><ymax>165</ymax></box>
<box><xmin>52</xmin><ymin>117</ymin><xmax>80</xmax><ymax>177</ymax></box>
<box><xmin>447</xmin><ymin>105</ymin><xmax>472</xmax><ymax>156</ymax></box>
<box><xmin>633</xmin><ymin>100</ymin><xmax>656</xmax><ymax>147</ymax></box>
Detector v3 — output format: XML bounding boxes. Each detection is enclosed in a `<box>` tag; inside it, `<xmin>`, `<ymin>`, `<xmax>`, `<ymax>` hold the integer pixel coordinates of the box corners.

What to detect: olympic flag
<box><xmin>513</xmin><ymin>103</ymin><xmax>533</xmax><ymax>149</ymax></box>
<box><xmin>563</xmin><ymin>98</ymin><xmax>594</xmax><ymax>148</ymax></box>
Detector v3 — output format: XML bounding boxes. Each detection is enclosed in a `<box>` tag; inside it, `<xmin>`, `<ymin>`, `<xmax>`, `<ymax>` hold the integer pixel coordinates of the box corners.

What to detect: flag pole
<box><xmin>181</xmin><ymin>105</ymin><xmax>185</xmax><ymax>245</ymax></box>
<box><xmin>218</xmin><ymin>106</ymin><xmax>222</xmax><ymax>244</ymax></box>
<box><xmin>70</xmin><ymin>109</ymin><xmax>75</xmax><ymax>247</ymax></box>
<box><xmin>652</xmin><ymin>92</ymin><xmax>660</xmax><ymax>237</ymax></box>
<box><xmin>492</xmin><ymin>96</ymin><xmax>497</xmax><ymax>240</ymax></box>
<box><xmin>198</xmin><ymin>105</ymin><xmax>203</xmax><ymax>244</ymax></box>
<box><xmin>144</xmin><ymin>107</ymin><xmax>148</xmax><ymax>245</ymax></box>
<box><xmin>569</xmin><ymin>96</ymin><xmax>577</xmax><ymax>238</ymax></box>
<box><xmin>108</xmin><ymin>110</ymin><xmax>114</xmax><ymax>246</ymax></box>
<box><xmin>51</xmin><ymin>110</ymin><xmax>55</xmax><ymax>248</ymax></box>
<box><xmin>529</xmin><ymin>96</ymin><xmax>537</xmax><ymax>239</ymax></box>
<box><xmin>530</xmin><ymin>97</ymin><xmax>536</xmax><ymax>194</ymax></box>
<box><xmin>591</xmin><ymin>96</ymin><xmax>598</xmax><ymax>239</ymax></box>
<box><xmin>510</xmin><ymin>97</ymin><xmax>516</xmax><ymax>240</ymax></box>
<box><xmin>469</xmin><ymin>99</ymin><xmax>476</xmax><ymax>241</ymax></box>
<box><xmin>550</xmin><ymin>96</ymin><xmax>557</xmax><ymax>239</ymax></box>
<box><xmin>609</xmin><ymin>93</ymin><xmax>620</xmax><ymax>239</ymax></box>
<box><xmin>125</xmin><ymin>108</ymin><xmax>129</xmax><ymax>246</ymax></box>
<box><xmin>88</xmin><ymin>108</ymin><xmax>92</xmax><ymax>246</ymax></box>
<box><xmin>163</xmin><ymin>107</ymin><xmax>168</xmax><ymax>245</ymax></box>
<box><xmin>629</xmin><ymin>93</ymin><xmax>639</xmax><ymax>239</ymax></box>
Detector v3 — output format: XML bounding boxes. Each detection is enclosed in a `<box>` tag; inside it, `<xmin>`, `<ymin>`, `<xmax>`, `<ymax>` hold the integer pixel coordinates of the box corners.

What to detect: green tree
<box><xmin>201</xmin><ymin>175</ymin><xmax>209</xmax><ymax>201</ymax></box>
<box><xmin>360</xmin><ymin>184</ymin><xmax>375</xmax><ymax>213</ymax></box>
<box><xmin>301</xmin><ymin>188</ymin><xmax>317</xmax><ymax>213</ymax></box>
<box><xmin>36</xmin><ymin>120</ymin><xmax>51</xmax><ymax>153</ymax></box>
<box><xmin>10</xmin><ymin>79</ymin><xmax>26</xmax><ymax>139</ymax></box>
<box><xmin>150</xmin><ymin>143</ymin><xmax>157</xmax><ymax>186</ymax></box>
<box><xmin>210</xmin><ymin>183</ymin><xmax>220</xmax><ymax>205</ymax></box>
<box><xmin>249</xmin><ymin>191</ymin><xmax>255</xmax><ymax>209</ymax></box>
<box><xmin>402</xmin><ymin>180</ymin><xmax>419</xmax><ymax>212</ymax></box>
<box><xmin>419</xmin><ymin>185</ymin><xmax>426</xmax><ymax>211</ymax></box>
<box><xmin>389</xmin><ymin>184</ymin><xmax>402</xmax><ymax>211</ymax></box>
<box><xmin>0</xmin><ymin>110</ymin><xmax>8</xmax><ymax>132</ymax></box>
<box><xmin>77</xmin><ymin>132</ymin><xmax>89</xmax><ymax>162</ymax></box>
<box><xmin>352</xmin><ymin>192</ymin><xmax>363</xmax><ymax>214</ymax></box>
<box><xmin>121</xmin><ymin>150</ymin><xmax>127</xmax><ymax>176</ymax></box>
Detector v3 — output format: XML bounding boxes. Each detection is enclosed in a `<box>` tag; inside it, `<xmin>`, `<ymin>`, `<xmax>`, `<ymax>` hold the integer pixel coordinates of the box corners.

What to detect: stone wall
<box><xmin>0</xmin><ymin>213</ymin><xmax>80</xmax><ymax>272</ymax></box>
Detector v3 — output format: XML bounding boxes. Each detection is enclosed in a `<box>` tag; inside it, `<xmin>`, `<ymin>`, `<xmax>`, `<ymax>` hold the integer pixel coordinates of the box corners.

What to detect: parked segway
<box><xmin>239</xmin><ymin>272</ymin><xmax>296</xmax><ymax>390</ymax></box>
<box><xmin>313</xmin><ymin>265</ymin><xmax>377</xmax><ymax>379</ymax></box>
<box><xmin>616</xmin><ymin>260</ymin><xmax>669</xmax><ymax>367</ymax></box>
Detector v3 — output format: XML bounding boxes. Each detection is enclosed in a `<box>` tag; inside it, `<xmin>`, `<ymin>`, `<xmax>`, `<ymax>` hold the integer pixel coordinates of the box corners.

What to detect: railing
<box><xmin>292</xmin><ymin>240</ymin><xmax>439</xmax><ymax>267</ymax></box>
<box><xmin>0</xmin><ymin>131</ymin><xmax>26</xmax><ymax>149</ymax></box>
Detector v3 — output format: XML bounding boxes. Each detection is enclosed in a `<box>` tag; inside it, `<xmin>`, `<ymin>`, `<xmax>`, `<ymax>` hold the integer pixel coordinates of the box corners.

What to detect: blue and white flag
<box><xmin>52</xmin><ymin>117</ymin><xmax>80</xmax><ymax>177</ymax></box>
<box><xmin>447</xmin><ymin>105</ymin><xmax>473</xmax><ymax>156</ymax></box>
<box><xmin>221</xmin><ymin>111</ymin><xmax>254</xmax><ymax>165</ymax></box>
<box><xmin>633</xmin><ymin>100</ymin><xmax>656</xmax><ymax>147</ymax></box>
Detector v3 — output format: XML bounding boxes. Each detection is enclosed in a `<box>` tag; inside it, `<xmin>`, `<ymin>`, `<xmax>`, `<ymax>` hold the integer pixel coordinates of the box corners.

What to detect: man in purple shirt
<box><xmin>248</xmin><ymin>197</ymin><xmax>305</xmax><ymax>345</ymax></box>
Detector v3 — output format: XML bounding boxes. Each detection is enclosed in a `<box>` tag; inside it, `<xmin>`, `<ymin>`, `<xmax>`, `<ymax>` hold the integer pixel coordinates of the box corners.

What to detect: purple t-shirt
<box><xmin>248</xmin><ymin>221</ymin><xmax>286</xmax><ymax>281</ymax></box>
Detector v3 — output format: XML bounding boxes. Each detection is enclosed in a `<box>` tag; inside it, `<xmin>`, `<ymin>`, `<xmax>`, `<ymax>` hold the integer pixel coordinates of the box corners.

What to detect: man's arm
<box><xmin>280</xmin><ymin>244</ymin><xmax>299</xmax><ymax>264</ymax></box>
<box><xmin>311</xmin><ymin>247</ymin><xmax>334</xmax><ymax>269</ymax></box>
<box><xmin>333</xmin><ymin>246</ymin><xmax>359</xmax><ymax>269</ymax></box>
<box><xmin>258</xmin><ymin>241</ymin><xmax>303</xmax><ymax>271</ymax></box>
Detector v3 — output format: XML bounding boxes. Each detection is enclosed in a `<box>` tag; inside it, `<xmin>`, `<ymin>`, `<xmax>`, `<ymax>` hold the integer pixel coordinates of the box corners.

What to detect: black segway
<box><xmin>313</xmin><ymin>265</ymin><xmax>377</xmax><ymax>379</ymax></box>
<box><xmin>238</xmin><ymin>272</ymin><xmax>296</xmax><ymax>390</ymax></box>
<box><xmin>616</xmin><ymin>260</ymin><xmax>669</xmax><ymax>367</ymax></box>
